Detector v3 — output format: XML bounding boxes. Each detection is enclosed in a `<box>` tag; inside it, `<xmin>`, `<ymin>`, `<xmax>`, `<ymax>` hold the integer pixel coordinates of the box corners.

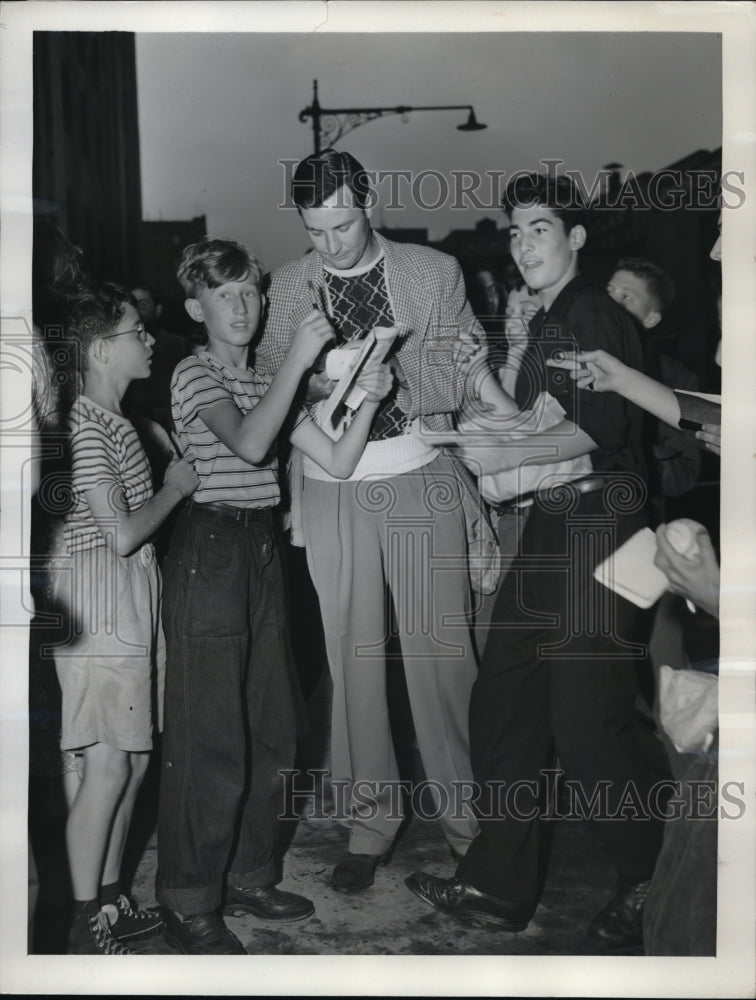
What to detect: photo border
<box><xmin>1</xmin><ymin>2</ymin><xmax>754</xmax><ymax>996</ymax></box>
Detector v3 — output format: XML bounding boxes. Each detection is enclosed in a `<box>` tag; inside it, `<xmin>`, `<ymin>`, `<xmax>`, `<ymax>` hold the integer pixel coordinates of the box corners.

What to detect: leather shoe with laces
<box><xmin>405</xmin><ymin>872</ymin><xmax>530</xmax><ymax>932</ymax></box>
<box><xmin>223</xmin><ymin>885</ymin><xmax>315</xmax><ymax>922</ymax></box>
<box><xmin>161</xmin><ymin>908</ymin><xmax>246</xmax><ymax>955</ymax></box>
<box><xmin>331</xmin><ymin>851</ymin><xmax>392</xmax><ymax>892</ymax></box>
<box><xmin>583</xmin><ymin>880</ymin><xmax>652</xmax><ymax>953</ymax></box>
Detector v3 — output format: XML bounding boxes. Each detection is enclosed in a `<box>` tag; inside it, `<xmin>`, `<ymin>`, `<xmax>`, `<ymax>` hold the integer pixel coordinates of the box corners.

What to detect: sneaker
<box><xmin>68</xmin><ymin>909</ymin><xmax>138</xmax><ymax>955</ymax></box>
<box><xmin>101</xmin><ymin>894</ymin><xmax>165</xmax><ymax>942</ymax></box>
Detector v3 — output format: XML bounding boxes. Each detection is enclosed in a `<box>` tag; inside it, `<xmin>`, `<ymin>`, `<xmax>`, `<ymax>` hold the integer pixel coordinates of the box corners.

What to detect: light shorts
<box><xmin>52</xmin><ymin>543</ymin><xmax>165</xmax><ymax>753</ymax></box>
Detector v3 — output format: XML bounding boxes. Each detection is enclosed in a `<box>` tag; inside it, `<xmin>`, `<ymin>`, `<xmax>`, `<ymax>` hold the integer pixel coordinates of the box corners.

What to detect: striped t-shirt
<box><xmin>171</xmin><ymin>352</ymin><xmax>280</xmax><ymax>508</ymax></box>
<box><xmin>63</xmin><ymin>395</ymin><xmax>153</xmax><ymax>554</ymax></box>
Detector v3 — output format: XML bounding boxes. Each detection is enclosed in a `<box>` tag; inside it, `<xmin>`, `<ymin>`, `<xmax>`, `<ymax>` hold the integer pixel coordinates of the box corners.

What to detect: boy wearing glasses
<box><xmin>54</xmin><ymin>284</ymin><xmax>199</xmax><ymax>954</ymax></box>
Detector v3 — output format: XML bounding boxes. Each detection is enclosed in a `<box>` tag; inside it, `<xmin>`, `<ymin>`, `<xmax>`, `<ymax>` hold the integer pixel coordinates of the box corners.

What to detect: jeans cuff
<box><xmin>156</xmin><ymin>882</ymin><xmax>221</xmax><ymax>917</ymax></box>
<box><xmin>227</xmin><ymin>859</ymin><xmax>278</xmax><ymax>891</ymax></box>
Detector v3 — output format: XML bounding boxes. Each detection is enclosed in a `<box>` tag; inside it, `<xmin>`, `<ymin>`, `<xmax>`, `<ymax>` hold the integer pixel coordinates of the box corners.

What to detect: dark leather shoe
<box><xmin>583</xmin><ymin>880</ymin><xmax>651</xmax><ymax>953</ymax></box>
<box><xmin>223</xmin><ymin>885</ymin><xmax>314</xmax><ymax>922</ymax></box>
<box><xmin>161</xmin><ymin>908</ymin><xmax>246</xmax><ymax>955</ymax></box>
<box><xmin>405</xmin><ymin>872</ymin><xmax>530</xmax><ymax>932</ymax></box>
<box><xmin>331</xmin><ymin>851</ymin><xmax>391</xmax><ymax>892</ymax></box>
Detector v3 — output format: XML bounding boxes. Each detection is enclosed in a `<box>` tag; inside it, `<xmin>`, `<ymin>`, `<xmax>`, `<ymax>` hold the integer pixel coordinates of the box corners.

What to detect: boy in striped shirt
<box><xmin>55</xmin><ymin>284</ymin><xmax>199</xmax><ymax>954</ymax></box>
<box><xmin>156</xmin><ymin>238</ymin><xmax>392</xmax><ymax>954</ymax></box>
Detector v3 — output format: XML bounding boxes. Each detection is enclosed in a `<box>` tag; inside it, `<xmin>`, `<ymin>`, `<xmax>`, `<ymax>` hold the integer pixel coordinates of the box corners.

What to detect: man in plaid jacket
<box><xmin>255</xmin><ymin>150</ymin><xmax>482</xmax><ymax>893</ymax></box>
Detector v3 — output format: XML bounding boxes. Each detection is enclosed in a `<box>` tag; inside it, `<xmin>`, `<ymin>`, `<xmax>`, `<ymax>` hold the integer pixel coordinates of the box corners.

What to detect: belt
<box><xmin>492</xmin><ymin>475</ymin><xmax>610</xmax><ymax>515</ymax></box>
<box><xmin>184</xmin><ymin>499</ymin><xmax>276</xmax><ymax>525</ymax></box>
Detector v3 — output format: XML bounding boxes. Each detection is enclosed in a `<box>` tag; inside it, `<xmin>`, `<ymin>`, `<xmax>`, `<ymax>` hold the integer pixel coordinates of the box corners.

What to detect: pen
<box><xmin>308</xmin><ymin>279</ymin><xmax>330</xmax><ymax>316</ymax></box>
<box><xmin>169</xmin><ymin>430</ymin><xmax>184</xmax><ymax>458</ymax></box>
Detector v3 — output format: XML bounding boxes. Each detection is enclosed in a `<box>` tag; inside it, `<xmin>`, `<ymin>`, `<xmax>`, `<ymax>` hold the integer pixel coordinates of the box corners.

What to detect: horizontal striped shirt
<box><xmin>171</xmin><ymin>352</ymin><xmax>280</xmax><ymax>508</ymax></box>
<box><xmin>63</xmin><ymin>395</ymin><xmax>153</xmax><ymax>554</ymax></box>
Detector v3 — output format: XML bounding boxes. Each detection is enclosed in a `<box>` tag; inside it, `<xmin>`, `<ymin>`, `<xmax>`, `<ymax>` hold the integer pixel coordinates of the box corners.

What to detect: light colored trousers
<box><xmin>302</xmin><ymin>455</ymin><xmax>479</xmax><ymax>856</ymax></box>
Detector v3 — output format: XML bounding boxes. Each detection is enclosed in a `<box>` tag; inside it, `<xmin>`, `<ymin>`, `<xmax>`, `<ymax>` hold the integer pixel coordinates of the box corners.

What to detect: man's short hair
<box><xmin>502</xmin><ymin>172</ymin><xmax>589</xmax><ymax>234</ymax></box>
<box><xmin>67</xmin><ymin>282</ymin><xmax>133</xmax><ymax>372</ymax></box>
<box><xmin>292</xmin><ymin>149</ymin><xmax>373</xmax><ymax>211</ymax></box>
<box><xmin>614</xmin><ymin>256</ymin><xmax>676</xmax><ymax>313</ymax></box>
<box><xmin>176</xmin><ymin>238</ymin><xmax>265</xmax><ymax>297</ymax></box>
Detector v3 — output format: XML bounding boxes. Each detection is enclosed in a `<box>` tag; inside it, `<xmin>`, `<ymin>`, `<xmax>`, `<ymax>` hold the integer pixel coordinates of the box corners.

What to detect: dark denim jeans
<box><xmin>458</xmin><ymin>490</ymin><xmax>669</xmax><ymax>916</ymax></box>
<box><xmin>156</xmin><ymin>502</ymin><xmax>298</xmax><ymax>916</ymax></box>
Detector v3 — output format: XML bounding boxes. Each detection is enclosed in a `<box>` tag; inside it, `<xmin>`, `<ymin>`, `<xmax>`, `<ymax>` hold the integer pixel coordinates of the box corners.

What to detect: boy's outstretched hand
<box><xmin>289</xmin><ymin>309</ymin><xmax>335</xmax><ymax>371</ymax></box>
<box><xmin>164</xmin><ymin>456</ymin><xmax>200</xmax><ymax>499</ymax></box>
<box><xmin>546</xmin><ymin>348</ymin><xmax>630</xmax><ymax>392</ymax></box>
<box><xmin>356</xmin><ymin>359</ymin><xmax>394</xmax><ymax>402</ymax></box>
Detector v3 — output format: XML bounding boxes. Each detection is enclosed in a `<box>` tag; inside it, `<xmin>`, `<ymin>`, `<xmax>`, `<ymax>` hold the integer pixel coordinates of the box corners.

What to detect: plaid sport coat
<box><xmin>256</xmin><ymin>232</ymin><xmax>483</xmax><ymax>434</ymax></box>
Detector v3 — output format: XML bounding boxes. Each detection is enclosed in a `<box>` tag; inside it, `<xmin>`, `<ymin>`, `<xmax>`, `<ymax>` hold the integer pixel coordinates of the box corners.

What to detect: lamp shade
<box><xmin>457</xmin><ymin>109</ymin><xmax>487</xmax><ymax>132</ymax></box>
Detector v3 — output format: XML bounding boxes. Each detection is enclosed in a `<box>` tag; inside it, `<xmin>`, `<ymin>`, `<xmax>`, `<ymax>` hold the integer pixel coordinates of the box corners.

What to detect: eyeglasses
<box><xmin>103</xmin><ymin>323</ymin><xmax>150</xmax><ymax>343</ymax></box>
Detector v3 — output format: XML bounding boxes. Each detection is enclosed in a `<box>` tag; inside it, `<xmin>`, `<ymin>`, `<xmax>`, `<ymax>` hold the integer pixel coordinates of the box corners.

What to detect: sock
<box><xmin>73</xmin><ymin>898</ymin><xmax>100</xmax><ymax>919</ymax></box>
<box><xmin>99</xmin><ymin>881</ymin><xmax>121</xmax><ymax>908</ymax></box>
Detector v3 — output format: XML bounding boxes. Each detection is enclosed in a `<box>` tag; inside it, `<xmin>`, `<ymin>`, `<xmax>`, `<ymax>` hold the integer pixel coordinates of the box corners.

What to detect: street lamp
<box><xmin>299</xmin><ymin>79</ymin><xmax>487</xmax><ymax>154</ymax></box>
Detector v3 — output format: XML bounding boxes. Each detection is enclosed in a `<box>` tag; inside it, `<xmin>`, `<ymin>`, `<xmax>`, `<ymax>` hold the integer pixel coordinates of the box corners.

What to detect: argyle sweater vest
<box><xmin>324</xmin><ymin>256</ymin><xmax>409</xmax><ymax>442</ymax></box>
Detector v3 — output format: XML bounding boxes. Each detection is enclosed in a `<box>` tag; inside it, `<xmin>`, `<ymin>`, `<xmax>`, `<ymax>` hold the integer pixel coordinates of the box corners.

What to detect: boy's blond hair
<box><xmin>176</xmin><ymin>238</ymin><xmax>264</xmax><ymax>298</ymax></box>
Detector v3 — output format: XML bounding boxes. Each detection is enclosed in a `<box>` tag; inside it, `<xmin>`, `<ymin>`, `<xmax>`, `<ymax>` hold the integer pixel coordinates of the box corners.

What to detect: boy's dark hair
<box><xmin>614</xmin><ymin>256</ymin><xmax>676</xmax><ymax>313</ymax></box>
<box><xmin>502</xmin><ymin>172</ymin><xmax>589</xmax><ymax>234</ymax></box>
<box><xmin>177</xmin><ymin>238</ymin><xmax>264</xmax><ymax>298</ymax></box>
<box><xmin>292</xmin><ymin>149</ymin><xmax>373</xmax><ymax>211</ymax></box>
<box><xmin>67</xmin><ymin>282</ymin><xmax>134</xmax><ymax>374</ymax></box>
